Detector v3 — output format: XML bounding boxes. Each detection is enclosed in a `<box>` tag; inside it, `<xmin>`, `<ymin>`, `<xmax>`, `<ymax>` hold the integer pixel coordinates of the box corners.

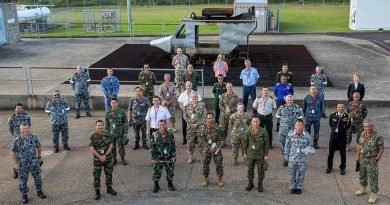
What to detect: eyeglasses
<box><xmin>54</xmin><ymin>94</ymin><xmax>60</xmax><ymax>96</ymax></box>
<box><xmin>218</xmin><ymin>78</ymin><xmax>223</xmax><ymax>80</ymax></box>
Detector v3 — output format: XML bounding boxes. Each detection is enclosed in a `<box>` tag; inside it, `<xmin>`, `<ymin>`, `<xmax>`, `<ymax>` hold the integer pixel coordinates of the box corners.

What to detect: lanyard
<box><xmin>246</xmin><ymin>69</ymin><xmax>251</xmax><ymax>83</ymax></box>
<box><xmin>154</xmin><ymin>106</ymin><xmax>159</xmax><ymax>121</ymax></box>
<box><xmin>262</xmin><ymin>97</ymin><xmax>268</xmax><ymax>109</ymax></box>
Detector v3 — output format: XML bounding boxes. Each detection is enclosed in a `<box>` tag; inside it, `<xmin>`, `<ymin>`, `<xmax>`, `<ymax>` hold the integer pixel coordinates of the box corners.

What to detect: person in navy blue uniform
<box><xmin>303</xmin><ymin>86</ymin><xmax>325</xmax><ymax>149</ymax></box>
<box><xmin>274</xmin><ymin>75</ymin><xmax>294</xmax><ymax>131</ymax></box>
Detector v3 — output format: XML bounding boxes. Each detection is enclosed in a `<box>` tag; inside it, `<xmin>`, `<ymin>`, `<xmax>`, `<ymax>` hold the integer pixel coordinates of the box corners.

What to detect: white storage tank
<box><xmin>234</xmin><ymin>0</ymin><xmax>268</xmax><ymax>33</ymax></box>
<box><xmin>349</xmin><ymin>0</ymin><xmax>390</xmax><ymax>30</ymax></box>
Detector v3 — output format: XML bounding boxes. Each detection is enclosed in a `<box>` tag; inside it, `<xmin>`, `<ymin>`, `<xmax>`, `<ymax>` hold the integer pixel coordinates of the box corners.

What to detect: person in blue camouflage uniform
<box><xmin>70</xmin><ymin>65</ymin><xmax>91</xmax><ymax>118</ymax></box>
<box><xmin>151</xmin><ymin>120</ymin><xmax>176</xmax><ymax>193</ymax></box>
<box><xmin>303</xmin><ymin>86</ymin><xmax>325</xmax><ymax>149</ymax></box>
<box><xmin>105</xmin><ymin>98</ymin><xmax>129</xmax><ymax>165</ymax></box>
<box><xmin>101</xmin><ymin>68</ymin><xmax>120</xmax><ymax>112</ymax></box>
<box><xmin>45</xmin><ymin>90</ymin><xmax>70</xmax><ymax>153</ymax></box>
<box><xmin>11</xmin><ymin>124</ymin><xmax>46</xmax><ymax>204</ymax></box>
<box><xmin>284</xmin><ymin>119</ymin><xmax>312</xmax><ymax>194</ymax></box>
<box><xmin>310</xmin><ymin>66</ymin><xmax>328</xmax><ymax>114</ymax></box>
<box><xmin>128</xmin><ymin>87</ymin><xmax>150</xmax><ymax>150</ymax></box>
<box><xmin>8</xmin><ymin>103</ymin><xmax>32</xmax><ymax>179</ymax></box>
<box><xmin>199</xmin><ymin>113</ymin><xmax>224</xmax><ymax>187</ymax></box>
<box><xmin>89</xmin><ymin>120</ymin><xmax>117</xmax><ymax>200</ymax></box>
<box><xmin>276</xmin><ymin>95</ymin><xmax>303</xmax><ymax>166</ymax></box>
<box><xmin>355</xmin><ymin>120</ymin><xmax>384</xmax><ymax>204</ymax></box>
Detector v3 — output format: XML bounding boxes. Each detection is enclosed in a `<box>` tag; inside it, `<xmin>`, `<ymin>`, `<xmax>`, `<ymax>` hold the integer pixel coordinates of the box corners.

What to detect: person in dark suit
<box><xmin>347</xmin><ymin>72</ymin><xmax>365</xmax><ymax>101</ymax></box>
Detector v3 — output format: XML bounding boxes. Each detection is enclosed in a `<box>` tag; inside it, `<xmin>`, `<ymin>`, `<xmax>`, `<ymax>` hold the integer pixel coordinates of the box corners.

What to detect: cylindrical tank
<box><xmin>17</xmin><ymin>7</ymin><xmax>50</xmax><ymax>23</ymax></box>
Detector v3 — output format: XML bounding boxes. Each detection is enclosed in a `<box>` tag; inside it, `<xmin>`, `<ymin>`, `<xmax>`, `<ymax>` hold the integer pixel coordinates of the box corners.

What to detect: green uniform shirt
<box><xmin>151</xmin><ymin>130</ymin><xmax>176</xmax><ymax>161</ymax></box>
<box><xmin>244</xmin><ymin>126</ymin><xmax>269</xmax><ymax>159</ymax></box>
<box><xmin>200</xmin><ymin>123</ymin><xmax>223</xmax><ymax>155</ymax></box>
<box><xmin>89</xmin><ymin>131</ymin><xmax>113</xmax><ymax>160</ymax></box>
<box><xmin>105</xmin><ymin>108</ymin><xmax>129</xmax><ymax>136</ymax></box>
<box><xmin>359</xmin><ymin>131</ymin><xmax>384</xmax><ymax>159</ymax></box>
<box><xmin>276</xmin><ymin>71</ymin><xmax>293</xmax><ymax>84</ymax></box>
<box><xmin>212</xmin><ymin>82</ymin><xmax>227</xmax><ymax>102</ymax></box>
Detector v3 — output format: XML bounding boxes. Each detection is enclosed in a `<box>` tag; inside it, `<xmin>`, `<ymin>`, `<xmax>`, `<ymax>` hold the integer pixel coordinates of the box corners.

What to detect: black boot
<box><xmin>106</xmin><ymin>186</ymin><xmax>117</xmax><ymax>196</ymax></box>
<box><xmin>133</xmin><ymin>141</ymin><xmax>139</xmax><ymax>150</ymax></box>
<box><xmin>258</xmin><ymin>179</ymin><xmax>264</xmax><ymax>192</ymax></box>
<box><xmin>22</xmin><ymin>195</ymin><xmax>28</xmax><ymax>204</ymax></box>
<box><xmin>355</xmin><ymin>160</ymin><xmax>360</xmax><ymax>172</ymax></box>
<box><xmin>168</xmin><ymin>180</ymin><xmax>175</xmax><ymax>191</ymax></box>
<box><xmin>63</xmin><ymin>145</ymin><xmax>71</xmax><ymax>151</ymax></box>
<box><xmin>143</xmin><ymin>142</ymin><xmax>149</xmax><ymax>149</ymax></box>
<box><xmin>37</xmin><ymin>191</ymin><xmax>46</xmax><ymax>199</ymax></box>
<box><xmin>112</xmin><ymin>157</ymin><xmax>117</xmax><ymax>166</ymax></box>
<box><xmin>153</xmin><ymin>181</ymin><xmax>160</xmax><ymax>193</ymax></box>
<box><xmin>86</xmin><ymin>113</ymin><xmax>92</xmax><ymax>117</ymax></box>
<box><xmin>13</xmin><ymin>168</ymin><xmax>18</xmax><ymax>179</ymax></box>
<box><xmin>54</xmin><ymin>146</ymin><xmax>59</xmax><ymax>153</ymax></box>
<box><xmin>313</xmin><ymin>140</ymin><xmax>319</xmax><ymax>149</ymax></box>
<box><xmin>245</xmin><ymin>181</ymin><xmax>254</xmax><ymax>191</ymax></box>
<box><xmin>94</xmin><ymin>189</ymin><xmax>100</xmax><ymax>200</ymax></box>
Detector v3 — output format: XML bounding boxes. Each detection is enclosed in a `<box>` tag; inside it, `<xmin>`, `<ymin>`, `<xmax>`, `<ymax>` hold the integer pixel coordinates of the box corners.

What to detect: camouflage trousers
<box><xmin>279</xmin><ymin>130</ymin><xmax>289</xmax><ymax>156</ymax></box>
<box><xmin>51</xmin><ymin>123</ymin><xmax>69</xmax><ymax>147</ymax></box>
<box><xmin>152</xmin><ymin>161</ymin><xmax>174</xmax><ymax>182</ymax></box>
<box><xmin>247</xmin><ymin>157</ymin><xmax>268</xmax><ymax>182</ymax></box>
<box><xmin>142</xmin><ymin>90</ymin><xmax>154</xmax><ymax>105</ymax></box>
<box><xmin>18</xmin><ymin>163</ymin><xmax>42</xmax><ymax>196</ymax></box>
<box><xmin>288</xmin><ymin>161</ymin><xmax>307</xmax><ymax>189</ymax></box>
<box><xmin>166</xmin><ymin>102</ymin><xmax>176</xmax><ymax>124</ymax></box>
<box><xmin>346</xmin><ymin>123</ymin><xmax>363</xmax><ymax>144</ymax></box>
<box><xmin>305</xmin><ymin>119</ymin><xmax>320</xmax><ymax>141</ymax></box>
<box><xmin>202</xmin><ymin>151</ymin><xmax>223</xmax><ymax>177</ymax></box>
<box><xmin>93</xmin><ymin>158</ymin><xmax>113</xmax><ymax>189</ymax></box>
<box><xmin>359</xmin><ymin>158</ymin><xmax>379</xmax><ymax>193</ymax></box>
<box><xmin>186</xmin><ymin>131</ymin><xmax>200</xmax><ymax>154</ymax></box>
<box><xmin>231</xmin><ymin>132</ymin><xmax>245</xmax><ymax>158</ymax></box>
<box><xmin>112</xmin><ymin>134</ymin><xmax>125</xmax><ymax>158</ymax></box>
<box><xmin>220</xmin><ymin>113</ymin><xmax>231</xmax><ymax>143</ymax></box>
<box><xmin>174</xmin><ymin>69</ymin><xmax>184</xmax><ymax>95</ymax></box>
<box><xmin>133</xmin><ymin>122</ymin><xmax>147</xmax><ymax>143</ymax></box>
<box><xmin>214</xmin><ymin>100</ymin><xmax>221</xmax><ymax>124</ymax></box>
<box><xmin>75</xmin><ymin>92</ymin><xmax>90</xmax><ymax>116</ymax></box>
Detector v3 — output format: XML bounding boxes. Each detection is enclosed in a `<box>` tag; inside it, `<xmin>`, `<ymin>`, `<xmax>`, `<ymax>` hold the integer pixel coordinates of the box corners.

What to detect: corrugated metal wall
<box><xmin>234</xmin><ymin>2</ymin><xmax>267</xmax><ymax>33</ymax></box>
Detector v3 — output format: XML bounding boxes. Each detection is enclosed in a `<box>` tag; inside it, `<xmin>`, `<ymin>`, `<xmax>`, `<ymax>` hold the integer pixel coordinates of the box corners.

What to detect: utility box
<box><xmin>234</xmin><ymin>0</ymin><xmax>268</xmax><ymax>33</ymax></box>
<box><xmin>349</xmin><ymin>0</ymin><xmax>390</xmax><ymax>30</ymax></box>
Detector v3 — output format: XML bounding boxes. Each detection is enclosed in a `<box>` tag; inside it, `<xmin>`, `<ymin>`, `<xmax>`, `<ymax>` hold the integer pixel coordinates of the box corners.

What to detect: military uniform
<box><xmin>284</xmin><ymin>130</ymin><xmax>311</xmax><ymax>191</ymax></box>
<box><xmin>70</xmin><ymin>70</ymin><xmax>91</xmax><ymax>117</ymax></box>
<box><xmin>276</xmin><ymin>71</ymin><xmax>293</xmax><ymax>84</ymax></box>
<box><xmin>310</xmin><ymin>73</ymin><xmax>328</xmax><ymax>100</ymax></box>
<box><xmin>303</xmin><ymin>94</ymin><xmax>325</xmax><ymax>145</ymax></box>
<box><xmin>200</xmin><ymin>123</ymin><xmax>224</xmax><ymax>178</ymax></box>
<box><xmin>139</xmin><ymin>70</ymin><xmax>156</xmax><ymax>104</ymax></box>
<box><xmin>8</xmin><ymin>112</ymin><xmax>31</xmax><ymax>137</ymax></box>
<box><xmin>327</xmin><ymin>112</ymin><xmax>350</xmax><ymax>171</ymax></box>
<box><xmin>172</xmin><ymin>54</ymin><xmax>189</xmax><ymax>93</ymax></box>
<box><xmin>128</xmin><ymin>97</ymin><xmax>150</xmax><ymax>144</ymax></box>
<box><xmin>89</xmin><ymin>132</ymin><xmax>113</xmax><ymax>189</ymax></box>
<box><xmin>219</xmin><ymin>92</ymin><xmax>239</xmax><ymax>142</ymax></box>
<box><xmin>276</xmin><ymin>104</ymin><xmax>303</xmax><ymax>156</ymax></box>
<box><xmin>358</xmin><ymin>131</ymin><xmax>384</xmax><ymax>193</ymax></box>
<box><xmin>212</xmin><ymin>82</ymin><xmax>227</xmax><ymax>124</ymax></box>
<box><xmin>105</xmin><ymin>108</ymin><xmax>129</xmax><ymax>159</ymax></box>
<box><xmin>159</xmin><ymin>82</ymin><xmax>177</xmax><ymax>126</ymax></box>
<box><xmin>151</xmin><ymin>130</ymin><xmax>176</xmax><ymax>183</ymax></box>
<box><xmin>346</xmin><ymin>101</ymin><xmax>367</xmax><ymax>144</ymax></box>
<box><xmin>229</xmin><ymin>112</ymin><xmax>251</xmax><ymax>159</ymax></box>
<box><xmin>182</xmin><ymin>71</ymin><xmax>201</xmax><ymax>91</ymax></box>
<box><xmin>183</xmin><ymin>102</ymin><xmax>206</xmax><ymax>154</ymax></box>
<box><xmin>11</xmin><ymin>133</ymin><xmax>43</xmax><ymax>198</ymax></box>
<box><xmin>244</xmin><ymin>126</ymin><xmax>269</xmax><ymax>191</ymax></box>
<box><xmin>45</xmin><ymin>97</ymin><xmax>70</xmax><ymax>149</ymax></box>
<box><xmin>101</xmin><ymin>76</ymin><xmax>120</xmax><ymax>112</ymax></box>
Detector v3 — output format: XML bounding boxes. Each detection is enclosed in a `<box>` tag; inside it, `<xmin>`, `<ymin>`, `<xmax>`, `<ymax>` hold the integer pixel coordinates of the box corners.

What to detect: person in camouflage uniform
<box><xmin>8</xmin><ymin>103</ymin><xmax>32</xmax><ymax>179</ymax></box>
<box><xmin>183</xmin><ymin>92</ymin><xmax>206</xmax><ymax>164</ymax></box>
<box><xmin>128</xmin><ymin>87</ymin><xmax>150</xmax><ymax>150</ymax></box>
<box><xmin>159</xmin><ymin>74</ymin><xmax>177</xmax><ymax>132</ymax></box>
<box><xmin>310</xmin><ymin>66</ymin><xmax>328</xmax><ymax>113</ymax></box>
<box><xmin>182</xmin><ymin>64</ymin><xmax>200</xmax><ymax>91</ymax></box>
<box><xmin>151</xmin><ymin>120</ymin><xmax>176</xmax><ymax>193</ymax></box>
<box><xmin>105</xmin><ymin>98</ymin><xmax>129</xmax><ymax>165</ymax></box>
<box><xmin>101</xmin><ymin>68</ymin><xmax>120</xmax><ymax>112</ymax></box>
<box><xmin>172</xmin><ymin>48</ymin><xmax>189</xmax><ymax>94</ymax></box>
<box><xmin>284</xmin><ymin>119</ymin><xmax>312</xmax><ymax>194</ymax></box>
<box><xmin>212</xmin><ymin>75</ymin><xmax>227</xmax><ymax>124</ymax></box>
<box><xmin>89</xmin><ymin>120</ymin><xmax>117</xmax><ymax>200</ymax></box>
<box><xmin>355</xmin><ymin>120</ymin><xmax>384</xmax><ymax>204</ymax></box>
<box><xmin>243</xmin><ymin>116</ymin><xmax>269</xmax><ymax>192</ymax></box>
<box><xmin>303</xmin><ymin>86</ymin><xmax>325</xmax><ymax>149</ymax></box>
<box><xmin>45</xmin><ymin>90</ymin><xmax>71</xmax><ymax>153</ymax></box>
<box><xmin>70</xmin><ymin>65</ymin><xmax>91</xmax><ymax>119</ymax></box>
<box><xmin>219</xmin><ymin>82</ymin><xmax>239</xmax><ymax>145</ymax></box>
<box><xmin>199</xmin><ymin>113</ymin><xmax>224</xmax><ymax>187</ymax></box>
<box><xmin>139</xmin><ymin>64</ymin><xmax>156</xmax><ymax>104</ymax></box>
<box><xmin>229</xmin><ymin>103</ymin><xmax>251</xmax><ymax>166</ymax></box>
<box><xmin>11</xmin><ymin>124</ymin><xmax>46</xmax><ymax>204</ymax></box>
<box><xmin>276</xmin><ymin>95</ymin><xmax>303</xmax><ymax>164</ymax></box>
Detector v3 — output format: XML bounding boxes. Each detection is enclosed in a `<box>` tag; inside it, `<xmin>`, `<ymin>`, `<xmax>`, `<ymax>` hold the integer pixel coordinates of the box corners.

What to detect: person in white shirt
<box><xmin>146</xmin><ymin>96</ymin><xmax>171</xmax><ymax>139</ymax></box>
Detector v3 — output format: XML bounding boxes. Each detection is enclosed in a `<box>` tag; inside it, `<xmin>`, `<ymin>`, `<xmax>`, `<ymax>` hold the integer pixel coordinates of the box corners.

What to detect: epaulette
<box><xmin>14</xmin><ymin>136</ymin><xmax>20</xmax><ymax>140</ymax></box>
<box><xmin>288</xmin><ymin>71</ymin><xmax>292</xmax><ymax>74</ymax></box>
<box><xmin>276</xmin><ymin>83</ymin><xmax>280</xmax><ymax>86</ymax></box>
<box><xmin>288</xmin><ymin>83</ymin><xmax>292</xmax><ymax>86</ymax></box>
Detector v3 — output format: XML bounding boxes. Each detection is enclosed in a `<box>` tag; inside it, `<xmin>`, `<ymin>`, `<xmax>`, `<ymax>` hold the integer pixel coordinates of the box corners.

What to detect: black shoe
<box><xmin>283</xmin><ymin>159</ymin><xmax>289</xmax><ymax>167</ymax></box>
<box><xmin>13</xmin><ymin>168</ymin><xmax>18</xmax><ymax>179</ymax></box>
<box><xmin>112</xmin><ymin>158</ymin><xmax>117</xmax><ymax>166</ymax></box>
<box><xmin>54</xmin><ymin>147</ymin><xmax>59</xmax><ymax>153</ymax></box>
<box><xmin>340</xmin><ymin>170</ymin><xmax>346</xmax><ymax>175</ymax></box>
<box><xmin>63</xmin><ymin>145</ymin><xmax>71</xmax><ymax>151</ymax></box>
<box><xmin>245</xmin><ymin>183</ymin><xmax>254</xmax><ymax>191</ymax></box>
<box><xmin>326</xmin><ymin>168</ymin><xmax>332</xmax><ymax>174</ymax></box>
<box><xmin>75</xmin><ymin>115</ymin><xmax>80</xmax><ymax>119</ymax></box>
<box><xmin>290</xmin><ymin>189</ymin><xmax>296</xmax><ymax>194</ymax></box>
<box><xmin>143</xmin><ymin>142</ymin><xmax>149</xmax><ymax>149</ymax></box>
<box><xmin>258</xmin><ymin>183</ymin><xmax>263</xmax><ymax>192</ymax></box>
<box><xmin>295</xmin><ymin>189</ymin><xmax>302</xmax><ymax>194</ymax></box>
<box><xmin>37</xmin><ymin>191</ymin><xmax>46</xmax><ymax>199</ymax></box>
<box><xmin>182</xmin><ymin>140</ymin><xmax>187</xmax><ymax>145</ymax></box>
<box><xmin>355</xmin><ymin>160</ymin><xmax>360</xmax><ymax>172</ymax></box>
<box><xmin>153</xmin><ymin>181</ymin><xmax>160</xmax><ymax>193</ymax></box>
<box><xmin>313</xmin><ymin>141</ymin><xmax>319</xmax><ymax>149</ymax></box>
<box><xmin>106</xmin><ymin>186</ymin><xmax>117</xmax><ymax>196</ymax></box>
<box><xmin>133</xmin><ymin>142</ymin><xmax>139</xmax><ymax>150</ymax></box>
<box><xmin>275</xmin><ymin>128</ymin><xmax>279</xmax><ymax>132</ymax></box>
<box><xmin>22</xmin><ymin>195</ymin><xmax>28</xmax><ymax>204</ymax></box>
<box><xmin>168</xmin><ymin>181</ymin><xmax>175</xmax><ymax>191</ymax></box>
<box><xmin>95</xmin><ymin>189</ymin><xmax>100</xmax><ymax>200</ymax></box>
<box><xmin>86</xmin><ymin>113</ymin><xmax>92</xmax><ymax>117</ymax></box>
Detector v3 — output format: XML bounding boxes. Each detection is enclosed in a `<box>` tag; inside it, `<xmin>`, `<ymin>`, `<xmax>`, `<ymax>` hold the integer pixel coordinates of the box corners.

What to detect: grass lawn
<box><xmin>20</xmin><ymin>3</ymin><xmax>351</xmax><ymax>37</ymax></box>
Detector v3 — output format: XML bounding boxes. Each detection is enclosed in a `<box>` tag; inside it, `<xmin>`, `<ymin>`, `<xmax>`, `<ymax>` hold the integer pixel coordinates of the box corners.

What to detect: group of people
<box><xmin>8</xmin><ymin>48</ymin><xmax>383</xmax><ymax>204</ymax></box>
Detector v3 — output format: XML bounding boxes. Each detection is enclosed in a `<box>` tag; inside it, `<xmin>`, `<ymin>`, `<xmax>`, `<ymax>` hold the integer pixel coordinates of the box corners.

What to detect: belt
<box><xmin>244</xmin><ymin>84</ymin><xmax>255</xmax><ymax>87</ymax></box>
<box><xmin>258</xmin><ymin>113</ymin><xmax>272</xmax><ymax>117</ymax></box>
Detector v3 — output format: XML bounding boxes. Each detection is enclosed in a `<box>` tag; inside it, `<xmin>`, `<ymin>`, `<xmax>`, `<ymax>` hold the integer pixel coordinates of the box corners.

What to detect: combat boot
<box><xmin>94</xmin><ymin>189</ymin><xmax>100</xmax><ymax>200</ymax></box>
<box><xmin>202</xmin><ymin>177</ymin><xmax>209</xmax><ymax>187</ymax></box>
<box><xmin>153</xmin><ymin>181</ymin><xmax>160</xmax><ymax>193</ymax></box>
<box><xmin>313</xmin><ymin>140</ymin><xmax>319</xmax><ymax>149</ymax></box>
<box><xmin>63</xmin><ymin>145</ymin><xmax>71</xmax><ymax>151</ymax></box>
<box><xmin>368</xmin><ymin>192</ymin><xmax>377</xmax><ymax>204</ymax></box>
<box><xmin>355</xmin><ymin>160</ymin><xmax>360</xmax><ymax>172</ymax></box>
<box><xmin>217</xmin><ymin>176</ymin><xmax>224</xmax><ymax>187</ymax></box>
<box><xmin>13</xmin><ymin>168</ymin><xmax>18</xmax><ymax>179</ymax></box>
<box><xmin>86</xmin><ymin>113</ymin><xmax>92</xmax><ymax>117</ymax></box>
<box><xmin>54</xmin><ymin>146</ymin><xmax>59</xmax><ymax>153</ymax></box>
<box><xmin>143</xmin><ymin>142</ymin><xmax>149</xmax><ymax>149</ymax></box>
<box><xmin>75</xmin><ymin>115</ymin><xmax>80</xmax><ymax>119</ymax></box>
<box><xmin>37</xmin><ymin>191</ymin><xmax>46</xmax><ymax>199</ymax></box>
<box><xmin>121</xmin><ymin>156</ymin><xmax>128</xmax><ymax>165</ymax></box>
<box><xmin>355</xmin><ymin>185</ymin><xmax>366</xmax><ymax>196</ymax></box>
<box><xmin>232</xmin><ymin>157</ymin><xmax>237</xmax><ymax>166</ymax></box>
<box><xmin>187</xmin><ymin>154</ymin><xmax>193</xmax><ymax>164</ymax></box>
<box><xmin>22</xmin><ymin>195</ymin><xmax>28</xmax><ymax>204</ymax></box>
<box><xmin>112</xmin><ymin>157</ymin><xmax>117</xmax><ymax>165</ymax></box>
<box><xmin>245</xmin><ymin>181</ymin><xmax>254</xmax><ymax>191</ymax></box>
<box><xmin>106</xmin><ymin>186</ymin><xmax>117</xmax><ymax>196</ymax></box>
<box><xmin>172</xmin><ymin>124</ymin><xmax>177</xmax><ymax>133</ymax></box>
<box><xmin>168</xmin><ymin>180</ymin><xmax>176</xmax><ymax>191</ymax></box>
<box><xmin>133</xmin><ymin>141</ymin><xmax>139</xmax><ymax>150</ymax></box>
<box><xmin>258</xmin><ymin>178</ymin><xmax>264</xmax><ymax>192</ymax></box>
